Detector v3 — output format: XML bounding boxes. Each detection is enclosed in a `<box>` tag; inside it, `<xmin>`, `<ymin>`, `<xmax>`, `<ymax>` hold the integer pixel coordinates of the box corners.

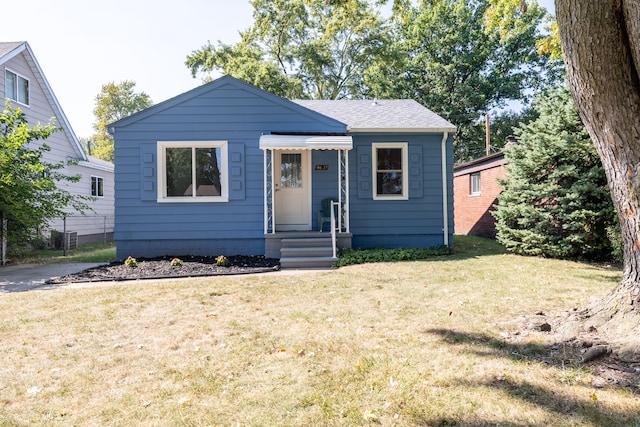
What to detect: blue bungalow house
<box><xmin>110</xmin><ymin>76</ymin><xmax>455</xmax><ymax>267</ymax></box>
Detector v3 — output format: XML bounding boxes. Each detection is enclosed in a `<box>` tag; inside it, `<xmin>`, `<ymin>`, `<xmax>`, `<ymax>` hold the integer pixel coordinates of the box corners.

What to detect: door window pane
<box><xmin>280</xmin><ymin>153</ymin><xmax>302</xmax><ymax>188</ymax></box>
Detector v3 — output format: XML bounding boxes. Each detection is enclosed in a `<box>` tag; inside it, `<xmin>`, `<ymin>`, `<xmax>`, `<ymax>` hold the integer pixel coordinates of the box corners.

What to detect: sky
<box><xmin>3</xmin><ymin>0</ymin><xmax>555</xmax><ymax>139</ymax></box>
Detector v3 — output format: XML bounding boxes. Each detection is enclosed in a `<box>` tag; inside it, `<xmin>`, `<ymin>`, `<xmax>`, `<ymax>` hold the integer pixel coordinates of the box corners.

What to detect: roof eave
<box><xmin>348</xmin><ymin>127</ymin><xmax>457</xmax><ymax>133</ymax></box>
<box><xmin>78</xmin><ymin>160</ymin><xmax>115</xmax><ymax>173</ymax></box>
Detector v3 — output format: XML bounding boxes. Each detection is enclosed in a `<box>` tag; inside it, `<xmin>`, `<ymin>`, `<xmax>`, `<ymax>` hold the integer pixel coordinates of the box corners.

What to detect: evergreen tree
<box><xmin>493</xmin><ymin>86</ymin><xmax>616</xmax><ymax>259</ymax></box>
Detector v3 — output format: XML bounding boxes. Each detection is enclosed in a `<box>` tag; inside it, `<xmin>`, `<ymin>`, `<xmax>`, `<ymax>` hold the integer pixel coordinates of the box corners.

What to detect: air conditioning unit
<box><xmin>50</xmin><ymin>231</ymin><xmax>78</xmax><ymax>250</ymax></box>
<box><xmin>64</xmin><ymin>231</ymin><xmax>78</xmax><ymax>250</ymax></box>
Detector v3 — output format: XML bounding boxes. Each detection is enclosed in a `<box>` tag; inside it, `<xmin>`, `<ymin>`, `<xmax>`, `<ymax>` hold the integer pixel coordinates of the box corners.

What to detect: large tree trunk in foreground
<box><xmin>556</xmin><ymin>0</ymin><xmax>640</xmax><ymax>349</ymax></box>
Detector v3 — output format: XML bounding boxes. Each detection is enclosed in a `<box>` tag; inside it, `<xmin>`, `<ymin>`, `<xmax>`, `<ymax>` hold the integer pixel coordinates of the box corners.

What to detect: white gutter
<box><xmin>441</xmin><ymin>132</ymin><xmax>449</xmax><ymax>246</ymax></box>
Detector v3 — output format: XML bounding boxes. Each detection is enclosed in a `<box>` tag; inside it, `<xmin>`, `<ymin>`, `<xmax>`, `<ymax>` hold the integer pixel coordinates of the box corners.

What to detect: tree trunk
<box><xmin>556</xmin><ymin>0</ymin><xmax>640</xmax><ymax>336</ymax></box>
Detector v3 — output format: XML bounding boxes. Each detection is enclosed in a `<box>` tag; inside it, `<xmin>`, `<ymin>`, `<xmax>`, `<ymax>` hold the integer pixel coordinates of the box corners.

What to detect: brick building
<box><xmin>453</xmin><ymin>152</ymin><xmax>507</xmax><ymax>238</ymax></box>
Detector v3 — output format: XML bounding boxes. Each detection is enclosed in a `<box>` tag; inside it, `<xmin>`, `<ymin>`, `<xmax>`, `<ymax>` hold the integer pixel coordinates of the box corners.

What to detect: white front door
<box><xmin>274</xmin><ymin>150</ymin><xmax>311</xmax><ymax>231</ymax></box>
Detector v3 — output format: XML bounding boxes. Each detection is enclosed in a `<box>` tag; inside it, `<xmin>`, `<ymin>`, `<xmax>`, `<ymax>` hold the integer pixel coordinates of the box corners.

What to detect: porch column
<box><xmin>338</xmin><ymin>148</ymin><xmax>350</xmax><ymax>233</ymax></box>
<box><xmin>264</xmin><ymin>149</ymin><xmax>274</xmax><ymax>234</ymax></box>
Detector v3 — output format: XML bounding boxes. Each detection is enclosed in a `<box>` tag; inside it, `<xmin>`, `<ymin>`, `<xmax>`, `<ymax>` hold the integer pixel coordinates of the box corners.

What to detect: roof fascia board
<box><xmin>0</xmin><ymin>43</ymin><xmax>26</xmax><ymax>65</ymax></box>
<box><xmin>348</xmin><ymin>127</ymin><xmax>458</xmax><ymax>133</ymax></box>
<box><xmin>78</xmin><ymin>160</ymin><xmax>114</xmax><ymax>172</ymax></box>
<box><xmin>18</xmin><ymin>42</ymin><xmax>87</xmax><ymax>161</ymax></box>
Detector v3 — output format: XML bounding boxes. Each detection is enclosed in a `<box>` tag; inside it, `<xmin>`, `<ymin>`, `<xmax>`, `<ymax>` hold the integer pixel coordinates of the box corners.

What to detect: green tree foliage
<box><xmin>185</xmin><ymin>0</ymin><xmax>396</xmax><ymax>99</ymax></box>
<box><xmin>186</xmin><ymin>0</ymin><xmax>559</xmax><ymax>162</ymax></box>
<box><xmin>372</xmin><ymin>0</ymin><xmax>562</xmax><ymax>161</ymax></box>
<box><xmin>484</xmin><ymin>0</ymin><xmax>562</xmax><ymax>60</ymax></box>
<box><xmin>0</xmin><ymin>102</ymin><xmax>90</xmax><ymax>250</ymax></box>
<box><xmin>90</xmin><ymin>81</ymin><xmax>152</xmax><ymax>161</ymax></box>
<box><xmin>493</xmin><ymin>86</ymin><xmax>616</xmax><ymax>259</ymax></box>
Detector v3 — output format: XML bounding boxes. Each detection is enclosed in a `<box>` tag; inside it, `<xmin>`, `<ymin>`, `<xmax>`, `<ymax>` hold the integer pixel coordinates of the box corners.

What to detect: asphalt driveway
<box><xmin>0</xmin><ymin>263</ymin><xmax>105</xmax><ymax>293</ymax></box>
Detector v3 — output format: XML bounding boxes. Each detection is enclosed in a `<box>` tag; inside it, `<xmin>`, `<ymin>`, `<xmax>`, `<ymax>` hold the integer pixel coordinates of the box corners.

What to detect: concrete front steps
<box><xmin>279</xmin><ymin>236</ymin><xmax>337</xmax><ymax>269</ymax></box>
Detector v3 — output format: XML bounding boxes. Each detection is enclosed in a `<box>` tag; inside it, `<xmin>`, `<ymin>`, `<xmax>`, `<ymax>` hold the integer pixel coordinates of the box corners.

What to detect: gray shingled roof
<box><xmin>293</xmin><ymin>99</ymin><xmax>456</xmax><ymax>132</ymax></box>
<box><xmin>0</xmin><ymin>41</ymin><xmax>24</xmax><ymax>59</ymax></box>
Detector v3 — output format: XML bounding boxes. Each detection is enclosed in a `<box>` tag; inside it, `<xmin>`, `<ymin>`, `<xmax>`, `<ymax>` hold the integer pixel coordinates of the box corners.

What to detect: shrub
<box><xmin>335</xmin><ymin>246</ymin><xmax>450</xmax><ymax>267</ymax></box>
<box><xmin>124</xmin><ymin>256</ymin><xmax>137</xmax><ymax>267</ymax></box>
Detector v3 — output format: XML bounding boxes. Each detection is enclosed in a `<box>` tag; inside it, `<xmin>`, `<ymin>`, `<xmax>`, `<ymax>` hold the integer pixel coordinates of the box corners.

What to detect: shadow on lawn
<box><xmin>419</xmin><ymin>328</ymin><xmax>640</xmax><ymax>427</ymax></box>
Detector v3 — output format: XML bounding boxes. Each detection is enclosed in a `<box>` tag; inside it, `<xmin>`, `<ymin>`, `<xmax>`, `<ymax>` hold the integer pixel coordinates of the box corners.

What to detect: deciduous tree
<box><xmin>554</xmin><ymin>0</ymin><xmax>640</xmax><ymax>346</ymax></box>
<box><xmin>372</xmin><ymin>0</ymin><xmax>562</xmax><ymax>161</ymax></box>
<box><xmin>185</xmin><ymin>0</ymin><xmax>396</xmax><ymax>100</ymax></box>
<box><xmin>90</xmin><ymin>81</ymin><xmax>152</xmax><ymax>161</ymax></box>
<box><xmin>0</xmin><ymin>103</ymin><xmax>89</xmax><ymax>262</ymax></box>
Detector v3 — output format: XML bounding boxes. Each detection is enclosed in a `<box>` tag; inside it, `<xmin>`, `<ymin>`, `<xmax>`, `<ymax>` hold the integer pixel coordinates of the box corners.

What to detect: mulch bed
<box><xmin>47</xmin><ymin>255</ymin><xmax>280</xmax><ymax>284</ymax></box>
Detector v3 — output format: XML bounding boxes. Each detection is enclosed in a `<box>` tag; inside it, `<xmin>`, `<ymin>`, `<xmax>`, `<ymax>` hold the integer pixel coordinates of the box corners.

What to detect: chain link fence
<box><xmin>47</xmin><ymin>214</ymin><xmax>115</xmax><ymax>249</ymax></box>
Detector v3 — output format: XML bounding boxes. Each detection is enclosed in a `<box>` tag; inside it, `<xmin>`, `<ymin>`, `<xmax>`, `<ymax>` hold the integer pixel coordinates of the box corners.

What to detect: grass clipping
<box><xmin>0</xmin><ymin>237</ymin><xmax>637</xmax><ymax>426</ymax></box>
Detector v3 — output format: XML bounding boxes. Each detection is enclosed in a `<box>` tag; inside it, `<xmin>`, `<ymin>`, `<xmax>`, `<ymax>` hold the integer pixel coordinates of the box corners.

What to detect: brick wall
<box><xmin>454</xmin><ymin>155</ymin><xmax>507</xmax><ymax>238</ymax></box>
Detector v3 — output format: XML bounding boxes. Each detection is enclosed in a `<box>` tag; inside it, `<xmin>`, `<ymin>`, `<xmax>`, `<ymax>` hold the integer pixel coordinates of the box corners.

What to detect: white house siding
<box><xmin>1</xmin><ymin>42</ymin><xmax>114</xmax><ymax>245</ymax></box>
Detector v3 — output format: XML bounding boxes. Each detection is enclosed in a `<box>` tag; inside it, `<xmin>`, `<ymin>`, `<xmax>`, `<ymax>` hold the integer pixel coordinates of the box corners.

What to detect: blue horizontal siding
<box><xmin>353</xmin><ymin>234</ymin><xmax>446</xmax><ymax>249</ymax></box>
<box><xmin>113</xmin><ymin>77</ymin><xmax>454</xmax><ymax>257</ymax></box>
<box><xmin>113</xmin><ymin>79</ymin><xmax>349</xmax><ymax>258</ymax></box>
<box><xmin>116</xmin><ymin>238</ymin><xmax>265</xmax><ymax>260</ymax></box>
<box><xmin>348</xmin><ymin>133</ymin><xmax>453</xmax><ymax>248</ymax></box>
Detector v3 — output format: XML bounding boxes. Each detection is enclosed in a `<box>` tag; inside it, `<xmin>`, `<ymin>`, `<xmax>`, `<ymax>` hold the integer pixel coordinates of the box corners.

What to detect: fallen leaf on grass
<box><xmin>363</xmin><ymin>409</ymin><xmax>378</xmax><ymax>421</ymax></box>
<box><xmin>26</xmin><ymin>386</ymin><xmax>41</xmax><ymax>394</ymax></box>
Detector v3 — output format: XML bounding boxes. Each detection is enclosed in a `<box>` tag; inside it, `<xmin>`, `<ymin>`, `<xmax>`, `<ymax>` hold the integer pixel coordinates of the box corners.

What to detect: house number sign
<box><xmin>315</xmin><ymin>165</ymin><xmax>329</xmax><ymax>170</ymax></box>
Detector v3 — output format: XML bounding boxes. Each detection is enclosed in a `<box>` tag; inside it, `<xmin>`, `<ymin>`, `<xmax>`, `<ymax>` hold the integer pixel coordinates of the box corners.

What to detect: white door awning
<box><xmin>259</xmin><ymin>134</ymin><xmax>353</xmax><ymax>150</ymax></box>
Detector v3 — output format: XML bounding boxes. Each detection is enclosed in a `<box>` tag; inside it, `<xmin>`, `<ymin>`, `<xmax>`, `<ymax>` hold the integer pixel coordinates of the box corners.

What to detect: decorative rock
<box><xmin>537</xmin><ymin>322</ymin><xmax>552</xmax><ymax>332</ymax></box>
<box><xmin>581</xmin><ymin>345</ymin><xmax>611</xmax><ymax>363</ymax></box>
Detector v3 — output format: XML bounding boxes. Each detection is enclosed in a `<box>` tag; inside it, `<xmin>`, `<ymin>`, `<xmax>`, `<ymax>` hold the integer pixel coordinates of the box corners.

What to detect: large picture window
<box><xmin>157</xmin><ymin>141</ymin><xmax>228</xmax><ymax>202</ymax></box>
<box><xmin>372</xmin><ymin>142</ymin><xmax>408</xmax><ymax>200</ymax></box>
<box><xmin>5</xmin><ymin>69</ymin><xmax>29</xmax><ymax>105</ymax></box>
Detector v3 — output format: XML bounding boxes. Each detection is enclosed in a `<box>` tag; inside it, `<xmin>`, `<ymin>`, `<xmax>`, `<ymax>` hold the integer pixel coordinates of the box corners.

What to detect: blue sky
<box><xmin>2</xmin><ymin>0</ymin><xmax>555</xmax><ymax>139</ymax></box>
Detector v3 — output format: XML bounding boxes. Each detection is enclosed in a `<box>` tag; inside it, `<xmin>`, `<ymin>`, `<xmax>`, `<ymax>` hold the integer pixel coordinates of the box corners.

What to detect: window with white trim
<box><xmin>470</xmin><ymin>172</ymin><xmax>481</xmax><ymax>195</ymax></box>
<box><xmin>5</xmin><ymin>69</ymin><xmax>29</xmax><ymax>105</ymax></box>
<box><xmin>91</xmin><ymin>176</ymin><xmax>104</xmax><ymax>197</ymax></box>
<box><xmin>157</xmin><ymin>141</ymin><xmax>228</xmax><ymax>202</ymax></box>
<box><xmin>372</xmin><ymin>142</ymin><xmax>409</xmax><ymax>200</ymax></box>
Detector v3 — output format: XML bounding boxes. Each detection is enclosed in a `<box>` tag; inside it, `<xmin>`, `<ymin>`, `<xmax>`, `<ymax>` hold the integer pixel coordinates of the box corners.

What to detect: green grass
<box><xmin>0</xmin><ymin>235</ymin><xmax>635</xmax><ymax>426</ymax></box>
<box><xmin>14</xmin><ymin>241</ymin><xmax>116</xmax><ymax>264</ymax></box>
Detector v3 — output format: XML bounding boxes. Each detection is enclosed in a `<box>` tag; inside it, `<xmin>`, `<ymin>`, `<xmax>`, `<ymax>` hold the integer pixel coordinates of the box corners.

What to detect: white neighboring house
<box><xmin>0</xmin><ymin>41</ymin><xmax>114</xmax><ymax>246</ymax></box>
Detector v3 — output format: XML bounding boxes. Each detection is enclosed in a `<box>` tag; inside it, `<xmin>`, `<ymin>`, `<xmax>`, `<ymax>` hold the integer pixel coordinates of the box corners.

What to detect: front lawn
<box><xmin>0</xmin><ymin>236</ymin><xmax>635</xmax><ymax>426</ymax></box>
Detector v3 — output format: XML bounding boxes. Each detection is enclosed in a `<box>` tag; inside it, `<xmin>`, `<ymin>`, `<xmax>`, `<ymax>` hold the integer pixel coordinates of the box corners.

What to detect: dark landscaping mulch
<box><xmin>47</xmin><ymin>255</ymin><xmax>280</xmax><ymax>284</ymax></box>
